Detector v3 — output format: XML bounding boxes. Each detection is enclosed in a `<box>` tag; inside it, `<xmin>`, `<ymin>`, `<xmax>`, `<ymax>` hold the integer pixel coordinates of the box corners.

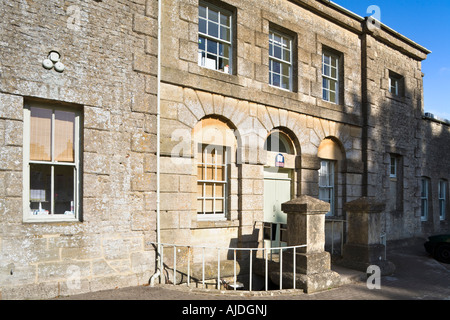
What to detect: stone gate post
<box><xmin>280</xmin><ymin>195</ymin><xmax>341</xmax><ymax>293</ymax></box>
<box><xmin>339</xmin><ymin>197</ymin><xmax>395</xmax><ymax>275</ymax></box>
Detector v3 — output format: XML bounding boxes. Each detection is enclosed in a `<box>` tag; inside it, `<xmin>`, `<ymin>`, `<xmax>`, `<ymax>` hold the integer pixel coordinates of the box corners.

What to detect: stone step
<box><xmin>160</xmin><ymin>260</ymin><xmax>241</xmax><ymax>285</ymax></box>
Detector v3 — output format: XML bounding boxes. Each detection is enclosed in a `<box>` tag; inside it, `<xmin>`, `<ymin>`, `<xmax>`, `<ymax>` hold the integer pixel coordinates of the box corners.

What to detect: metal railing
<box><xmin>325</xmin><ymin>218</ymin><xmax>346</xmax><ymax>256</ymax></box>
<box><xmin>149</xmin><ymin>242</ymin><xmax>307</xmax><ymax>292</ymax></box>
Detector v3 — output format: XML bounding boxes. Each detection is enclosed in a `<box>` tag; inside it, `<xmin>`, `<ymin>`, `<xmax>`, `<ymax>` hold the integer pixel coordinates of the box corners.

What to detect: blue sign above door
<box><xmin>275</xmin><ymin>153</ymin><xmax>285</xmax><ymax>168</ymax></box>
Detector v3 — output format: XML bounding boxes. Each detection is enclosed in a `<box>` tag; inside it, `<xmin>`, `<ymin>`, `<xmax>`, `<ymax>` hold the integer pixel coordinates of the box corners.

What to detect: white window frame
<box><xmin>23</xmin><ymin>102</ymin><xmax>81</xmax><ymax>223</ymax></box>
<box><xmin>421</xmin><ymin>177</ymin><xmax>429</xmax><ymax>222</ymax></box>
<box><xmin>439</xmin><ymin>180</ymin><xmax>447</xmax><ymax>221</ymax></box>
<box><xmin>197</xmin><ymin>143</ymin><xmax>228</xmax><ymax>221</ymax></box>
<box><xmin>269</xmin><ymin>29</ymin><xmax>293</xmax><ymax>91</ymax></box>
<box><xmin>389</xmin><ymin>77</ymin><xmax>399</xmax><ymax>95</ymax></box>
<box><xmin>322</xmin><ymin>51</ymin><xmax>340</xmax><ymax>104</ymax></box>
<box><xmin>390</xmin><ymin>155</ymin><xmax>398</xmax><ymax>178</ymax></box>
<box><xmin>319</xmin><ymin>160</ymin><xmax>335</xmax><ymax>217</ymax></box>
<box><xmin>389</xmin><ymin>71</ymin><xmax>404</xmax><ymax>96</ymax></box>
<box><xmin>198</xmin><ymin>1</ymin><xmax>232</xmax><ymax>74</ymax></box>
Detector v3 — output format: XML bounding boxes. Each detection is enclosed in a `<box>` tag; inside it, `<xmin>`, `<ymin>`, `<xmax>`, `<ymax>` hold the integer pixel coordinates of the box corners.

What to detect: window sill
<box><xmin>190</xmin><ymin>63</ymin><xmax>242</xmax><ymax>86</ymax></box>
<box><xmin>385</xmin><ymin>91</ymin><xmax>409</xmax><ymax>103</ymax></box>
<box><xmin>23</xmin><ymin>215</ymin><xmax>80</xmax><ymax>224</ymax></box>
<box><xmin>317</xmin><ymin>98</ymin><xmax>344</xmax><ymax>112</ymax></box>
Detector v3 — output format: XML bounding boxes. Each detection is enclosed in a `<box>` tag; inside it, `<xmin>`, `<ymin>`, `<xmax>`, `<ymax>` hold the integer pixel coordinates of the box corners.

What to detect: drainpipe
<box><xmin>150</xmin><ymin>0</ymin><xmax>162</xmax><ymax>287</ymax></box>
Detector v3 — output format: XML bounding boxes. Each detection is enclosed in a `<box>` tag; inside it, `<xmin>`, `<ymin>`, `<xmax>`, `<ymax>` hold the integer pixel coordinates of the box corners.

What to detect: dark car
<box><xmin>424</xmin><ymin>235</ymin><xmax>450</xmax><ymax>264</ymax></box>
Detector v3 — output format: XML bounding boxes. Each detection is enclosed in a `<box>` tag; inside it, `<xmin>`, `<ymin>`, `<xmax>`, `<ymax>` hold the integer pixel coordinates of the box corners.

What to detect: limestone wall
<box><xmin>0</xmin><ymin>0</ymin><xmax>158</xmax><ymax>299</ymax></box>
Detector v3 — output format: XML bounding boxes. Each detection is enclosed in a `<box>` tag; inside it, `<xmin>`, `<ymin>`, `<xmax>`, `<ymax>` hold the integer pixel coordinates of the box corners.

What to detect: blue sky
<box><xmin>334</xmin><ymin>0</ymin><xmax>450</xmax><ymax>120</ymax></box>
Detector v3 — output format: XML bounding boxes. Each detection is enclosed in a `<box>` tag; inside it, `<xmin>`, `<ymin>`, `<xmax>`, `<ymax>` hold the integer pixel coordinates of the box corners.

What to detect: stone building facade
<box><xmin>0</xmin><ymin>0</ymin><xmax>447</xmax><ymax>299</ymax></box>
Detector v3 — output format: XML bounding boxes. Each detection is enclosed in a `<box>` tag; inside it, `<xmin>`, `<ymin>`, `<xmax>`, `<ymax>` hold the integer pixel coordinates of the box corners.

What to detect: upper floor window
<box><xmin>322</xmin><ymin>51</ymin><xmax>340</xmax><ymax>104</ymax></box>
<box><xmin>390</xmin><ymin>155</ymin><xmax>398</xmax><ymax>178</ymax></box>
<box><xmin>389</xmin><ymin>70</ymin><xmax>404</xmax><ymax>96</ymax></box>
<box><xmin>269</xmin><ymin>30</ymin><xmax>293</xmax><ymax>91</ymax></box>
<box><xmin>439</xmin><ymin>180</ymin><xmax>447</xmax><ymax>221</ymax></box>
<box><xmin>23</xmin><ymin>103</ymin><xmax>81</xmax><ymax>222</ymax></box>
<box><xmin>198</xmin><ymin>1</ymin><xmax>232</xmax><ymax>74</ymax></box>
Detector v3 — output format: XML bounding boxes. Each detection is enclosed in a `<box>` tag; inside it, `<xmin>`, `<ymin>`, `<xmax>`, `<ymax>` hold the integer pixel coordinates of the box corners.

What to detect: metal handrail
<box><xmin>325</xmin><ymin>218</ymin><xmax>347</xmax><ymax>256</ymax></box>
<box><xmin>149</xmin><ymin>242</ymin><xmax>307</xmax><ymax>292</ymax></box>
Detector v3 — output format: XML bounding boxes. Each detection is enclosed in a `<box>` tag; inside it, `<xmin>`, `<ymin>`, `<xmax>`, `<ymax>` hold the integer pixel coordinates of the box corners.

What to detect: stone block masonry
<box><xmin>0</xmin><ymin>0</ymin><xmax>443</xmax><ymax>300</ymax></box>
<box><xmin>0</xmin><ymin>0</ymin><xmax>159</xmax><ymax>299</ymax></box>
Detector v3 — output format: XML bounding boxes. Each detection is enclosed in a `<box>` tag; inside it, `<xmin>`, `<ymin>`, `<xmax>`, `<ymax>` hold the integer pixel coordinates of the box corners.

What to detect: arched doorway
<box><xmin>263</xmin><ymin>129</ymin><xmax>298</xmax><ymax>250</ymax></box>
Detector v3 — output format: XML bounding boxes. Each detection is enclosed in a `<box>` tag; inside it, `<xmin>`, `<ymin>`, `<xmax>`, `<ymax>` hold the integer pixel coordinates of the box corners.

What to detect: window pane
<box><xmin>205</xmin><ymin>183</ymin><xmax>214</xmax><ymax>197</ymax></box>
<box><xmin>323</xmin><ymin>64</ymin><xmax>330</xmax><ymax>77</ymax></box>
<box><xmin>30</xmin><ymin>107</ymin><xmax>52</xmax><ymax>161</ymax></box>
<box><xmin>272</xmin><ymin>74</ymin><xmax>280</xmax><ymax>87</ymax></box>
<box><xmin>198</xmin><ymin>36</ymin><xmax>206</xmax><ymax>51</ymax></box>
<box><xmin>220</xmin><ymin>13</ymin><xmax>229</xmax><ymax>27</ymax></box>
<box><xmin>273</xmin><ymin>45</ymin><xmax>282</xmax><ymax>59</ymax></box>
<box><xmin>197</xmin><ymin>165</ymin><xmax>203</xmax><ymax>180</ymax></box>
<box><xmin>199</xmin><ymin>5</ymin><xmax>206</xmax><ymax>18</ymax></box>
<box><xmin>331</xmin><ymin>67</ymin><xmax>337</xmax><ymax>79</ymax></box>
<box><xmin>330</xmin><ymin>80</ymin><xmax>337</xmax><ymax>92</ymax></box>
<box><xmin>215</xmin><ymin>199</ymin><xmax>224</xmax><ymax>212</ymax></box>
<box><xmin>272</xmin><ymin>61</ymin><xmax>280</xmax><ymax>74</ymax></box>
<box><xmin>205</xmin><ymin>53</ymin><xmax>217</xmax><ymax>69</ymax></box>
<box><xmin>281</xmin><ymin>76</ymin><xmax>290</xmax><ymax>90</ymax></box>
<box><xmin>208</xmin><ymin>21</ymin><xmax>219</xmax><ymax>38</ymax></box>
<box><xmin>323</xmin><ymin>77</ymin><xmax>329</xmax><ymax>90</ymax></box>
<box><xmin>331</xmin><ymin>56</ymin><xmax>337</xmax><ymax>67</ymax></box>
<box><xmin>206</xmin><ymin>166</ymin><xmax>214</xmax><ymax>180</ymax></box>
<box><xmin>29</xmin><ymin>164</ymin><xmax>51</xmax><ymax>214</ymax></box>
<box><xmin>215</xmin><ymin>183</ymin><xmax>224</xmax><ymax>197</ymax></box>
<box><xmin>282</xmin><ymin>63</ymin><xmax>290</xmax><ymax>77</ymax></box>
<box><xmin>219</xmin><ymin>57</ymin><xmax>229</xmax><ymax>71</ymax></box>
<box><xmin>199</xmin><ymin>18</ymin><xmax>207</xmax><ymax>34</ymax></box>
<box><xmin>207</xmin><ymin>39</ymin><xmax>217</xmax><ymax>54</ymax></box>
<box><xmin>220</xmin><ymin>26</ymin><xmax>230</xmax><ymax>41</ymax></box>
<box><xmin>330</xmin><ymin>91</ymin><xmax>336</xmax><ymax>104</ymax></box>
<box><xmin>205</xmin><ymin>199</ymin><xmax>213</xmax><ymax>213</ymax></box>
<box><xmin>283</xmin><ymin>48</ymin><xmax>290</xmax><ymax>62</ymax></box>
<box><xmin>208</xmin><ymin>9</ymin><xmax>219</xmax><ymax>22</ymax></box>
<box><xmin>54</xmin><ymin>110</ymin><xmax>75</xmax><ymax>162</ymax></box>
<box><xmin>216</xmin><ymin>166</ymin><xmax>224</xmax><ymax>181</ymax></box>
<box><xmin>274</xmin><ymin>33</ymin><xmax>281</xmax><ymax>44</ymax></box>
<box><xmin>54</xmin><ymin>165</ymin><xmax>74</xmax><ymax>215</ymax></box>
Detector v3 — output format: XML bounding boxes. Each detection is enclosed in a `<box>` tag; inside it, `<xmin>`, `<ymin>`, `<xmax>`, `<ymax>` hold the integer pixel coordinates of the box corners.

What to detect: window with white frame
<box><xmin>439</xmin><ymin>180</ymin><xmax>447</xmax><ymax>221</ymax></box>
<box><xmin>269</xmin><ymin>30</ymin><xmax>293</xmax><ymax>91</ymax></box>
<box><xmin>390</xmin><ymin>155</ymin><xmax>398</xmax><ymax>178</ymax></box>
<box><xmin>197</xmin><ymin>144</ymin><xmax>228</xmax><ymax>219</ymax></box>
<box><xmin>421</xmin><ymin>177</ymin><xmax>429</xmax><ymax>221</ymax></box>
<box><xmin>322</xmin><ymin>51</ymin><xmax>340</xmax><ymax>104</ymax></box>
<box><xmin>23</xmin><ymin>103</ymin><xmax>81</xmax><ymax>222</ymax></box>
<box><xmin>319</xmin><ymin>160</ymin><xmax>335</xmax><ymax>216</ymax></box>
<box><xmin>198</xmin><ymin>1</ymin><xmax>232</xmax><ymax>74</ymax></box>
<box><xmin>389</xmin><ymin>71</ymin><xmax>404</xmax><ymax>96</ymax></box>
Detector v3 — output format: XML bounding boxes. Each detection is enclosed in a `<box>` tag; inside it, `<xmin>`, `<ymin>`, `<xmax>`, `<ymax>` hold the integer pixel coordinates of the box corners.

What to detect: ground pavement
<box><xmin>56</xmin><ymin>239</ymin><xmax>450</xmax><ymax>301</ymax></box>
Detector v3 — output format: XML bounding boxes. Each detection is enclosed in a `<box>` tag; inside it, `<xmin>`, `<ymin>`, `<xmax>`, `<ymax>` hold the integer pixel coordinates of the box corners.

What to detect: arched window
<box><xmin>317</xmin><ymin>137</ymin><xmax>344</xmax><ymax>217</ymax></box>
<box><xmin>193</xmin><ymin>118</ymin><xmax>236</xmax><ymax>220</ymax></box>
<box><xmin>264</xmin><ymin>130</ymin><xmax>294</xmax><ymax>154</ymax></box>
